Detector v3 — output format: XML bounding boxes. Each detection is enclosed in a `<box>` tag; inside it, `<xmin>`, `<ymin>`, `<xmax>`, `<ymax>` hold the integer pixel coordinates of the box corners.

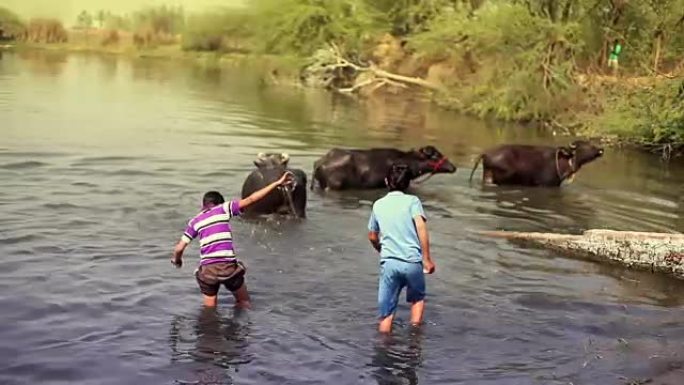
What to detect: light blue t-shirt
<box><xmin>368</xmin><ymin>191</ymin><xmax>426</xmax><ymax>263</ymax></box>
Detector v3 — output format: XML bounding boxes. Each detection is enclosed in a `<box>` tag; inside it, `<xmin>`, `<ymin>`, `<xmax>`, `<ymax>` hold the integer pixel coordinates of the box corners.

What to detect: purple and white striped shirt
<box><xmin>181</xmin><ymin>200</ymin><xmax>241</xmax><ymax>265</ymax></box>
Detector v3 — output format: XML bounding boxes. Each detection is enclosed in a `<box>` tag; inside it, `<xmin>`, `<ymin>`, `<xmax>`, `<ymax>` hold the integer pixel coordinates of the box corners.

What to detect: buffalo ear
<box><xmin>254</xmin><ymin>159</ymin><xmax>265</xmax><ymax>168</ymax></box>
<box><xmin>569</xmin><ymin>142</ymin><xmax>577</xmax><ymax>149</ymax></box>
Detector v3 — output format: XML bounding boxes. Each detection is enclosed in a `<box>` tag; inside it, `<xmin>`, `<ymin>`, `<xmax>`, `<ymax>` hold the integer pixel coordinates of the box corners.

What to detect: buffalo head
<box><xmin>254</xmin><ymin>152</ymin><xmax>290</xmax><ymax>169</ymax></box>
<box><xmin>561</xmin><ymin>140</ymin><xmax>604</xmax><ymax>169</ymax></box>
<box><xmin>413</xmin><ymin>146</ymin><xmax>457</xmax><ymax>174</ymax></box>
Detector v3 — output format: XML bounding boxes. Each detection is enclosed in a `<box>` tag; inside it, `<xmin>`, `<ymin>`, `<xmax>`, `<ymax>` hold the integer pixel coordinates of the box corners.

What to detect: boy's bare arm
<box><xmin>368</xmin><ymin>231</ymin><xmax>381</xmax><ymax>253</ymax></box>
<box><xmin>414</xmin><ymin>215</ymin><xmax>435</xmax><ymax>274</ymax></box>
<box><xmin>238</xmin><ymin>172</ymin><xmax>293</xmax><ymax>210</ymax></box>
<box><xmin>172</xmin><ymin>241</ymin><xmax>188</xmax><ymax>268</ymax></box>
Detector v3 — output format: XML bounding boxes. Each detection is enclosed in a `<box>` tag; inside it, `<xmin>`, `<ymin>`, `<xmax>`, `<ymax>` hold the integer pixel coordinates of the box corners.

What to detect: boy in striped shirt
<box><xmin>172</xmin><ymin>172</ymin><xmax>292</xmax><ymax>308</ymax></box>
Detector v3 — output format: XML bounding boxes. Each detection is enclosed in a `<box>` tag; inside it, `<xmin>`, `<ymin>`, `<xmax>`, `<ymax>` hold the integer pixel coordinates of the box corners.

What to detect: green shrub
<box><xmin>0</xmin><ymin>6</ymin><xmax>24</xmax><ymax>40</ymax></box>
<box><xmin>252</xmin><ymin>0</ymin><xmax>385</xmax><ymax>56</ymax></box>
<box><xmin>412</xmin><ymin>2</ymin><xmax>583</xmax><ymax>122</ymax></box>
<box><xmin>369</xmin><ymin>0</ymin><xmax>462</xmax><ymax>35</ymax></box>
<box><xmin>130</xmin><ymin>5</ymin><xmax>184</xmax><ymax>47</ymax></box>
<box><xmin>131</xmin><ymin>5</ymin><xmax>185</xmax><ymax>35</ymax></box>
<box><xmin>182</xmin><ymin>9</ymin><xmax>255</xmax><ymax>52</ymax></box>
<box><xmin>595</xmin><ymin>81</ymin><xmax>684</xmax><ymax>144</ymax></box>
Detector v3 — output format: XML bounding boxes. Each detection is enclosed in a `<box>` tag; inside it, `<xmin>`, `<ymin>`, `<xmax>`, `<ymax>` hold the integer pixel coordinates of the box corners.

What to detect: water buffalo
<box><xmin>311</xmin><ymin>146</ymin><xmax>456</xmax><ymax>190</ymax></box>
<box><xmin>468</xmin><ymin>140</ymin><xmax>604</xmax><ymax>187</ymax></box>
<box><xmin>241</xmin><ymin>153</ymin><xmax>307</xmax><ymax>218</ymax></box>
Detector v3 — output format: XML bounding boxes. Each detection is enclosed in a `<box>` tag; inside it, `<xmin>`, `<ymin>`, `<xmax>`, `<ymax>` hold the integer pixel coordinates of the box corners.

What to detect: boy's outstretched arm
<box><xmin>172</xmin><ymin>240</ymin><xmax>188</xmax><ymax>268</ymax></box>
<box><xmin>238</xmin><ymin>171</ymin><xmax>293</xmax><ymax>210</ymax></box>
<box><xmin>368</xmin><ymin>231</ymin><xmax>381</xmax><ymax>253</ymax></box>
<box><xmin>414</xmin><ymin>215</ymin><xmax>435</xmax><ymax>274</ymax></box>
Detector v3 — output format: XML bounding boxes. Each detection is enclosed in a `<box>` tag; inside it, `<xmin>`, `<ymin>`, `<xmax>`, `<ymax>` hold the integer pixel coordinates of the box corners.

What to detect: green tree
<box><xmin>253</xmin><ymin>0</ymin><xmax>385</xmax><ymax>55</ymax></box>
<box><xmin>0</xmin><ymin>6</ymin><xmax>24</xmax><ymax>40</ymax></box>
<box><xmin>96</xmin><ymin>10</ymin><xmax>106</xmax><ymax>28</ymax></box>
<box><xmin>183</xmin><ymin>9</ymin><xmax>256</xmax><ymax>52</ymax></box>
<box><xmin>132</xmin><ymin>5</ymin><xmax>185</xmax><ymax>35</ymax></box>
<box><xmin>368</xmin><ymin>0</ymin><xmax>462</xmax><ymax>35</ymax></box>
<box><xmin>76</xmin><ymin>10</ymin><xmax>93</xmax><ymax>29</ymax></box>
<box><xmin>103</xmin><ymin>13</ymin><xmax>131</xmax><ymax>31</ymax></box>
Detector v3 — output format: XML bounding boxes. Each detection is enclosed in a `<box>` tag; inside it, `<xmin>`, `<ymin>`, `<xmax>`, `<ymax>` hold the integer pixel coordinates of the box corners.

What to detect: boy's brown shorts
<box><xmin>194</xmin><ymin>261</ymin><xmax>246</xmax><ymax>296</ymax></box>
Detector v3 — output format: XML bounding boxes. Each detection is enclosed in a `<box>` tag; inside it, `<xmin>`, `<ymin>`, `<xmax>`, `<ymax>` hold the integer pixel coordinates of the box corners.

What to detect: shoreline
<box><xmin>6</xmin><ymin>42</ymin><xmax>302</xmax><ymax>75</ymax></box>
<box><xmin>4</xmin><ymin>42</ymin><xmax>682</xmax><ymax>159</ymax></box>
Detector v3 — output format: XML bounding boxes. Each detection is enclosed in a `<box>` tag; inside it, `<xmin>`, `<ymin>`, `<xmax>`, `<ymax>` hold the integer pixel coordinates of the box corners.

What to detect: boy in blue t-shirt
<box><xmin>367</xmin><ymin>163</ymin><xmax>436</xmax><ymax>333</ymax></box>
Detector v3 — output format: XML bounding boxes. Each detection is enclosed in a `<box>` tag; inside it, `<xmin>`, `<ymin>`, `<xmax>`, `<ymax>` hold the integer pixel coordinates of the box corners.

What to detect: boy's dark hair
<box><xmin>202</xmin><ymin>191</ymin><xmax>225</xmax><ymax>208</ymax></box>
<box><xmin>386</xmin><ymin>163</ymin><xmax>412</xmax><ymax>192</ymax></box>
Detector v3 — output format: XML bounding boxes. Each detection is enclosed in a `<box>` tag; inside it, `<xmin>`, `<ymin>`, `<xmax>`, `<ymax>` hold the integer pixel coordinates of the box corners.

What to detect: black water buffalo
<box><xmin>241</xmin><ymin>153</ymin><xmax>307</xmax><ymax>218</ymax></box>
<box><xmin>311</xmin><ymin>146</ymin><xmax>456</xmax><ymax>190</ymax></box>
<box><xmin>468</xmin><ymin>140</ymin><xmax>604</xmax><ymax>187</ymax></box>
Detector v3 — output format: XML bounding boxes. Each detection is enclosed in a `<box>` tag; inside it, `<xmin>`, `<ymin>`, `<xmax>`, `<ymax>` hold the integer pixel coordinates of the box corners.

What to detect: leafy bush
<box><xmin>0</xmin><ymin>6</ymin><xmax>24</xmax><ymax>40</ymax></box>
<box><xmin>596</xmin><ymin>81</ymin><xmax>684</xmax><ymax>144</ymax></box>
<box><xmin>369</xmin><ymin>0</ymin><xmax>462</xmax><ymax>35</ymax></box>
<box><xmin>412</xmin><ymin>2</ymin><xmax>583</xmax><ymax>121</ymax></box>
<box><xmin>252</xmin><ymin>0</ymin><xmax>385</xmax><ymax>55</ymax></box>
<box><xmin>182</xmin><ymin>9</ymin><xmax>255</xmax><ymax>52</ymax></box>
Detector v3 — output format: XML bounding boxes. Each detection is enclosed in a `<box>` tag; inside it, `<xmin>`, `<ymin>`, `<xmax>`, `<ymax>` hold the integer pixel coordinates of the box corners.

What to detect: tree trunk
<box><xmin>653</xmin><ymin>31</ymin><xmax>662</xmax><ymax>73</ymax></box>
<box><xmin>561</xmin><ymin>0</ymin><xmax>574</xmax><ymax>22</ymax></box>
<box><xmin>598</xmin><ymin>39</ymin><xmax>609</xmax><ymax>70</ymax></box>
<box><xmin>480</xmin><ymin>229</ymin><xmax>684</xmax><ymax>279</ymax></box>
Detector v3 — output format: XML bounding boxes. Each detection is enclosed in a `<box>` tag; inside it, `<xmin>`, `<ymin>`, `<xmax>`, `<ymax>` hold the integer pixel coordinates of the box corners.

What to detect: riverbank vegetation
<box><xmin>0</xmin><ymin>7</ymin><xmax>24</xmax><ymax>40</ymax></box>
<box><xmin>2</xmin><ymin>2</ymin><xmax>683</xmax><ymax>153</ymax></box>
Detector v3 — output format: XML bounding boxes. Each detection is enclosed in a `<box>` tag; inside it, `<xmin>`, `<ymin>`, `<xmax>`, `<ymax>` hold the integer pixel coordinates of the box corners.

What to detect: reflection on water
<box><xmin>371</xmin><ymin>331</ymin><xmax>424</xmax><ymax>385</ymax></box>
<box><xmin>16</xmin><ymin>49</ymin><xmax>69</xmax><ymax>77</ymax></box>
<box><xmin>0</xmin><ymin>51</ymin><xmax>683</xmax><ymax>385</ymax></box>
<box><xmin>169</xmin><ymin>308</ymin><xmax>251</xmax><ymax>385</ymax></box>
<box><xmin>476</xmin><ymin>186</ymin><xmax>597</xmax><ymax>233</ymax></box>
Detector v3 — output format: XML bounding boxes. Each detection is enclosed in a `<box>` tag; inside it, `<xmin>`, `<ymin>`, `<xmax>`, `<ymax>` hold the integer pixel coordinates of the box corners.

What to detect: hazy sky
<box><xmin>0</xmin><ymin>0</ymin><xmax>245</xmax><ymax>24</ymax></box>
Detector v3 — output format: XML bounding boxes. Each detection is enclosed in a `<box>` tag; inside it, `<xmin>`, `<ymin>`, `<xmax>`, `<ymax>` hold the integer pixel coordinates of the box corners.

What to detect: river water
<box><xmin>1</xmin><ymin>50</ymin><xmax>683</xmax><ymax>385</ymax></box>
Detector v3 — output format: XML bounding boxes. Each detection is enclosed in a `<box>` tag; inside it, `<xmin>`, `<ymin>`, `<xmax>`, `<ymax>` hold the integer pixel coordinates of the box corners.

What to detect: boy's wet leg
<box><xmin>379</xmin><ymin>314</ymin><xmax>394</xmax><ymax>334</ymax></box>
<box><xmin>203</xmin><ymin>294</ymin><xmax>218</xmax><ymax>307</ymax></box>
<box><xmin>409</xmin><ymin>300</ymin><xmax>425</xmax><ymax>326</ymax></box>
<box><xmin>232</xmin><ymin>283</ymin><xmax>251</xmax><ymax>309</ymax></box>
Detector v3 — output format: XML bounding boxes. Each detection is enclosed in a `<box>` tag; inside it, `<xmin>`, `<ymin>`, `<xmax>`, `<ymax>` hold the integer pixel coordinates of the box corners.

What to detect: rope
<box><xmin>256</xmin><ymin>168</ymin><xmax>298</xmax><ymax>216</ymax></box>
<box><xmin>279</xmin><ymin>183</ymin><xmax>298</xmax><ymax>217</ymax></box>
<box><xmin>412</xmin><ymin>172</ymin><xmax>437</xmax><ymax>185</ymax></box>
<box><xmin>412</xmin><ymin>157</ymin><xmax>448</xmax><ymax>185</ymax></box>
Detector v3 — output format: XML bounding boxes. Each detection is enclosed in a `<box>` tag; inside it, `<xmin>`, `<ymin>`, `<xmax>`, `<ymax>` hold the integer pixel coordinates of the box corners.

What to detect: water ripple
<box><xmin>0</xmin><ymin>50</ymin><xmax>683</xmax><ymax>385</ymax></box>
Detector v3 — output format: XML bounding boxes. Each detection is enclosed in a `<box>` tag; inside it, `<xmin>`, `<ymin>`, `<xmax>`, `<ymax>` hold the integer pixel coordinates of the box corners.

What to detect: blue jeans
<box><xmin>378</xmin><ymin>258</ymin><xmax>426</xmax><ymax>318</ymax></box>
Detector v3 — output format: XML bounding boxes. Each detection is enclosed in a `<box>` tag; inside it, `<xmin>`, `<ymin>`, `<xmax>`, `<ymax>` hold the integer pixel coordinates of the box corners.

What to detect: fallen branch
<box><xmin>303</xmin><ymin>43</ymin><xmax>443</xmax><ymax>94</ymax></box>
<box><xmin>371</xmin><ymin>65</ymin><xmax>443</xmax><ymax>91</ymax></box>
<box><xmin>337</xmin><ymin>78</ymin><xmax>377</xmax><ymax>93</ymax></box>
